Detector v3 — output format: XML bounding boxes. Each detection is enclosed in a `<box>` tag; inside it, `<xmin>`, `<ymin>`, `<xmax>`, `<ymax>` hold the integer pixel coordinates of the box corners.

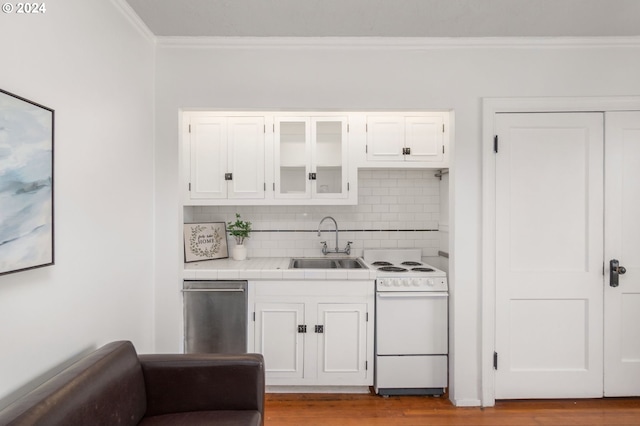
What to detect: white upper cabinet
<box><xmin>365</xmin><ymin>113</ymin><xmax>450</xmax><ymax>168</ymax></box>
<box><xmin>227</xmin><ymin>117</ymin><xmax>266</xmax><ymax>199</ymax></box>
<box><xmin>181</xmin><ymin>110</ymin><xmax>450</xmax><ymax>206</ymax></box>
<box><xmin>188</xmin><ymin>116</ymin><xmax>228</xmax><ymax>200</ymax></box>
<box><xmin>184</xmin><ymin>113</ymin><xmax>265</xmax><ymax>204</ymax></box>
<box><xmin>274</xmin><ymin>116</ymin><xmax>350</xmax><ymax>201</ymax></box>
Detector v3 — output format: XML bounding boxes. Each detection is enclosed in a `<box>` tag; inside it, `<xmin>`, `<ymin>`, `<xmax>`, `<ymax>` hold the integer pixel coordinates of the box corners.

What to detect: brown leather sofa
<box><xmin>0</xmin><ymin>341</ymin><xmax>265</xmax><ymax>425</ymax></box>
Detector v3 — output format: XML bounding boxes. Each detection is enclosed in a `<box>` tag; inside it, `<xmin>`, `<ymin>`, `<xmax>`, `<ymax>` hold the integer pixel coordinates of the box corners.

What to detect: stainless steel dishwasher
<box><xmin>183</xmin><ymin>280</ymin><xmax>248</xmax><ymax>354</ymax></box>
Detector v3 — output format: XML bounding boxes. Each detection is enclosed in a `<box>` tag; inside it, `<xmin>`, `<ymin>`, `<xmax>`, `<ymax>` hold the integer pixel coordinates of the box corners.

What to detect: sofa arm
<box><xmin>138</xmin><ymin>353</ymin><xmax>264</xmax><ymax>419</ymax></box>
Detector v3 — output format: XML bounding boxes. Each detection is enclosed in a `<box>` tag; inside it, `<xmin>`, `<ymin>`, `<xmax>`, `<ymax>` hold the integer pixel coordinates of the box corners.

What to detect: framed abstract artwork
<box><xmin>184</xmin><ymin>223</ymin><xmax>229</xmax><ymax>262</ymax></box>
<box><xmin>0</xmin><ymin>89</ymin><xmax>54</xmax><ymax>276</ymax></box>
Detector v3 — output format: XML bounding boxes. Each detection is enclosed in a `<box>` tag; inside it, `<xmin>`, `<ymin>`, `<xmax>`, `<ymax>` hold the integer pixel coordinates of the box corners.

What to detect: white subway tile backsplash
<box><xmin>185</xmin><ymin>170</ymin><xmax>442</xmax><ymax>258</ymax></box>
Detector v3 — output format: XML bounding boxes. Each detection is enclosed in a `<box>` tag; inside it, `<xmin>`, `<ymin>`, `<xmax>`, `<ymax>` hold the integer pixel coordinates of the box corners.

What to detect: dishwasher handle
<box><xmin>182</xmin><ymin>288</ymin><xmax>245</xmax><ymax>293</ymax></box>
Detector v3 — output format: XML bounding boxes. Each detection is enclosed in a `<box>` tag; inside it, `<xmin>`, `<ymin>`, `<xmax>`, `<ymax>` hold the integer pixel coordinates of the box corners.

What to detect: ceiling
<box><xmin>123</xmin><ymin>0</ymin><xmax>640</xmax><ymax>38</ymax></box>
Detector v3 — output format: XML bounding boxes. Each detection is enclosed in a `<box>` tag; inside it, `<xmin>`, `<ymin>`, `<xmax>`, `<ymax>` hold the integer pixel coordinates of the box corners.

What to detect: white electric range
<box><xmin>364</xmin><ymin>249</ymin><xmax>449</xmax><ymax>396</ymax></box>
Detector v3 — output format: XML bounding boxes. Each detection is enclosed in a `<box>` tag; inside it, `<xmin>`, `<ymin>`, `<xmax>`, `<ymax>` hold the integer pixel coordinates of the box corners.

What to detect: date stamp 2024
<box><xmin>2</xmin><ymin>2</ymin><xmax>46</xmax><ymax>14</ymax></box>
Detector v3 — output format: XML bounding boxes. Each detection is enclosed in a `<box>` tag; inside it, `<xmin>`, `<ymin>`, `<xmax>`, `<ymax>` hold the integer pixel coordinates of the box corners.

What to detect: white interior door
<box><xmin>604</xmin><ymin>111</ymin><xmax>640</xmax><ymax>396</ymax></box>
<box><xmin>494</xmin><ymin>112</ymin><xmax>604</xmax><ymax>399</ymax></box>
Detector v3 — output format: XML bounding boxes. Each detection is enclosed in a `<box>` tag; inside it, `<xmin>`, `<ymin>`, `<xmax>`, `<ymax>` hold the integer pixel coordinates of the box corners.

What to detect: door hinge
<box><xmin>347</xmin><ymin>182</ymin><xmax>350</xmax><ymax>191</ymax></box>
<box><xmin>493</xmin><ymin>351</ymin><xmax>498</xmax><ymax>370</ymax></box>
<box><xmin>365</xmin><ymin>144</ymin><xmax>368</xmax><ymax>154</ymax></box>
<box><xmin>442</xmin><ymin>124</ymin><xmax>445</xmax><ymax>133</ymax></box>
<box><xmin>298</xmin><ymin>325</ymin><xmax>307</xmax><ymax>333</ymax></box>
<box><xmin>263</xmin><ymin>182</ymin><xmax>266</xmax><ymax>191</ymax></box>
<box><xmin>253</xmin><ymin>312</ymin><xmax>255</xmax><ymax>321</ymax></box>
<box><xmin>365</xmin><ymin>361</ymin><xmax>368</xmax><ymax>370</ymax></box>
<box><xmin>443</xmin><ymin>146</ymin><xmax>445</xmax><ymax>154</ymax></box>
<box><xmin>263</xmin><ymin>124</ymin><xmax>266</xmax><ymax>133</ymax></box>
<box><xmin>188</xmin><ymin>182</ymin><xmax>191</xmax><ymax>191</ymax></box>
<box><xmin>366</xmin><ymin>312</ymin><xmax>369</xmax><ymax>322</ymax></box>
<box><xmin>494</xmin><ymin>135</ymin><xmax>499</xmax><ymax>153</ymax></box>
<box><xmin>347</xmin><ymin>123</ymin><xmax>349</xmax><ymax>133</ymax></box>
<box><xmin>188</xmin><ymin>124</ymin><xmax>191</xmax><ymax>133</ymax></box>
<box><xmin>315</xmin><ymin>325</ymin><xmax>324</xmax><ymax>333</ymax></box>
<box><xmin>273</xmin><ymin>182</ymin><xmax>275</xmax><ymax>191</ymax></box>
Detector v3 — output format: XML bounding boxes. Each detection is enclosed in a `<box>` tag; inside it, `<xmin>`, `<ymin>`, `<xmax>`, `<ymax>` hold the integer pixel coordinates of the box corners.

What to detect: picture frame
<box><xmin>184</xmin><ymin>222</ymin><xmax>229</xmax><ymax>262</ymax></box>
<box><xmin>0</xmin><ymin>88</ymin><xmax>54</xmax><ymax>276</ymax></box>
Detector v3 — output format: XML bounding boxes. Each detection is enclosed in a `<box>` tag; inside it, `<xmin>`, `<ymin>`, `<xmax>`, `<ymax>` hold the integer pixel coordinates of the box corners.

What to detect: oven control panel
<box><xmin>376</xmin><ymin>277</ymin><xmax>448</xmax><ymax>292</ymax></box>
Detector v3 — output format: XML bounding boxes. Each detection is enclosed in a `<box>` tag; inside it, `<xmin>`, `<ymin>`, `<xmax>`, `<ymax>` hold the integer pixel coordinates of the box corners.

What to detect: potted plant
<box><xmin>227</xmin><ymin>213</ymin><xmax>252</xmax><ymax>260</ymax></box>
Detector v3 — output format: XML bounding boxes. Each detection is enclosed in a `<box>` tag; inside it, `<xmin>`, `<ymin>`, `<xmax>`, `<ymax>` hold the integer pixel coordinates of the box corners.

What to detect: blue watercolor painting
<box><xmin>0</xmin><ymin>89</ymin><xmax>54</xmax><ymax>276</ymax></box>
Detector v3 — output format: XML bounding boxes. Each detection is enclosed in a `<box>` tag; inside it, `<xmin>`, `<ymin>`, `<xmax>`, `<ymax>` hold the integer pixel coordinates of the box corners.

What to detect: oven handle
<box><xmin>376</xmin><ymin>292</ymin><xmax>448</xmax><ymax>298</ymax></box>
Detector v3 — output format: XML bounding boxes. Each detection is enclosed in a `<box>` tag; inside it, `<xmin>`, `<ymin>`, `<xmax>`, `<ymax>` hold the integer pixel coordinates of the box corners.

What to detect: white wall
<box><xmin>154</xmin><ymin>38</ymin><xmax>640</xmax><ymax>405</ymax></box>
<box><xmin>0</xmin><ymin>0</ymin><xmax>155</xmax><ymax>406</ymax></box>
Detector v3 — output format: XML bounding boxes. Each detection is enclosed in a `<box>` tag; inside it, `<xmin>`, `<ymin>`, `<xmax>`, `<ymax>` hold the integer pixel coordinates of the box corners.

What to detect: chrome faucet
<box><xmin>317</xmin><ymin>216</ymin><xmax>352</xmax><ymax>255</ymax></box>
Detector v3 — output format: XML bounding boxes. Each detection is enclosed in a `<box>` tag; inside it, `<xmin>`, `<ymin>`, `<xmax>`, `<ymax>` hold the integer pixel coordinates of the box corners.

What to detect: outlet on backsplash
<box><xmin>184</xmin><ymin>169</ymin><xmax>447</xmax><ymax>263</ymax></box>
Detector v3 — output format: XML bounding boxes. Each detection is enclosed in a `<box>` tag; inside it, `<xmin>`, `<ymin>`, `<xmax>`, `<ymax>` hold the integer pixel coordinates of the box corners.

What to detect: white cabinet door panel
<box><xmin>228</xmin><ymin>117</ymin><xmax>265</xmax><ymax>199</ymax></box>
<box><xmin>190</xmin><ymin>118</ymin><xmax>227</xmax><ymax>199</ymax></box>
<box><xmin>255</xmin><ymin>303</ymin><xmax>305</xmax><ymax>380</ymax></box>
<box><xmin>274</xmin><ymin>117</ymin><xmax>311</xmax><ymax>199</ymax></box>
<box><xmin>405</xmin><ymin>116</ymin><xmax>444</xmax><ymax>162</ymax></box>
<box><xmin>366</xmin><ymin>116</ymin><xmax>404</xmax><ymax>161</ymax></box>
<box><xmin>316</xmin><ymin>303</ymin><xmax>367</xmax><ymax>382</ymax></box>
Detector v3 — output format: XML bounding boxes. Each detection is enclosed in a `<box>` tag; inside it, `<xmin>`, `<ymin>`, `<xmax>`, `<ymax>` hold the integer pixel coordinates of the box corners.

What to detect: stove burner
<box><xmin>401</xmin><ymin>261</ymin><xmax>422</xmax><ymax>266</ymax></box>
<box><xmin>372</xmin><ymin>261</ymin><xmax>393</xmax><ymax>266</ymax></box>
<box><xmin>412</xmin><ymin>267</ymin><xmax>435</xmax><ymax>272</ymax></box>
<box><xmin>378</xmin><ymin>266</ymin><xmax>408</xmax><ymax>272</ymax></box>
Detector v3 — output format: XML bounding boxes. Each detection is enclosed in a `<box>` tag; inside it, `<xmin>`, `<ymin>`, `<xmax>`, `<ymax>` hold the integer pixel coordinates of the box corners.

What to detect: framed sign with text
<box><xmin>183</xmin><ymin>222</ymin><xmax>228</xmax><ymax>262</ymax></box>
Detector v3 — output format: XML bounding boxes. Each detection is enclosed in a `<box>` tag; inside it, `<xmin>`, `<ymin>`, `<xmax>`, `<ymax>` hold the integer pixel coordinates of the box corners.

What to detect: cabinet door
<box><xmin>312</xmin><ymin>118</ymin><xmax>349</xmax><ymax>199</ymax></box>
<box><xmin>316</xmin><ymin>303</ymin><xmax>368</xmax><ymax>382</ymax></box>
<box><xmin>405</xmin><ymin>116</ymin><xmax>444</xmax><ymax>162</ymax></box>
<box><xmin>189</xmin><ymin>116</ymin><xmax>227</xmax><ymax>199</ymax></box>
<box><xmin>274</xmin><ymin>117</ymin><xmax>311</xmax><ymax>199</ymax></box>
<box><xmin>366</xmin><ymin>116</ymin><xmax>404</xmax><ymax>161</ymax></box>
<box><xmin>254</xmin><ymin>302</ymin><xmax>305</xmax><ymax>380</ymax></box>
<box><xmin>228</xmin><ymin>117</ymin><xmax>265</xmax><ymax>199</ymax></box>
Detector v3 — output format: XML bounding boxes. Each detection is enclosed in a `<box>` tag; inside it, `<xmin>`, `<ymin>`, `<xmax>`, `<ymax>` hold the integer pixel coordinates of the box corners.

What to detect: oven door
<box><xmin>376</xmin><ymin>291</ymin><xmax>448</xmax><ymax>355</ymax></box>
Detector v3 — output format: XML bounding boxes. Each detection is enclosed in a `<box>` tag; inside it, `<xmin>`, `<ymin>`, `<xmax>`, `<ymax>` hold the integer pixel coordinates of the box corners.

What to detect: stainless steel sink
<box><xmin>336</xmin><ymin>259</ymin><xmax>365</xmax><ymax>269</ymax></box>
<box><xmin>289</xmin><ymin>258</ymin><xmax>367</xmax><ymax>269</ymax></box>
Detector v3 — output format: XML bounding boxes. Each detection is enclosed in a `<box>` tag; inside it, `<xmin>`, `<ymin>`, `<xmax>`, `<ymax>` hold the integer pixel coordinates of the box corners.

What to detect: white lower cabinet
<box><xmin>254</xmin><ymin>302</ymin><xmax>305</xmax><ymax>380</ymax></box>
<box><xmin>249</xmin><ymin>281</ymin><xmax>374</xmax><ymax>388</ymax></box>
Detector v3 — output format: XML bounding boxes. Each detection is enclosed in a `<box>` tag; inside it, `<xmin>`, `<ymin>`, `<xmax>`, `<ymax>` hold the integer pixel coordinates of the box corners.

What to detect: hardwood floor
<box><xmin>264</xmin><ymin>392</ymin><xmax>640</xmax><ymax>425</ymax></box>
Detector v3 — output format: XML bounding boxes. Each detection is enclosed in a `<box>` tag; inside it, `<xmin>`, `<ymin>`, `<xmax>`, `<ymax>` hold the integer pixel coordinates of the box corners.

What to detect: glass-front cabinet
<box><xmin>274</xmin><ymin>116</ymin><xmax>348</xmax><ymax>200</ymax></box>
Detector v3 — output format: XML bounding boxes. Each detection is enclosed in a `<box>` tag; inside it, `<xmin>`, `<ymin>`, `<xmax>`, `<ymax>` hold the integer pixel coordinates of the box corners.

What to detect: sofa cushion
<box><xmin>0</xmin><ymin>341</ymin><xmax>147</xmax><ymax>426</ymax></box>
<box><xmin>139</xmin><ymin>354</ymin><xmax>264</xmax><ymax>418</ymax></box>
<box><xmin>139</xmin><ymin>410</ymin><xmax>262</xmax><ymax>426</ymax></box>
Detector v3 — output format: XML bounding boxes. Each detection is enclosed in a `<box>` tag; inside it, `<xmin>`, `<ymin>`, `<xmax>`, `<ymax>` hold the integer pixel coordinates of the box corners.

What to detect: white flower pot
<box><xmin>232</xmin><ymin>244</ymin><xmax>247</xmax><ymax>261</ymax></box>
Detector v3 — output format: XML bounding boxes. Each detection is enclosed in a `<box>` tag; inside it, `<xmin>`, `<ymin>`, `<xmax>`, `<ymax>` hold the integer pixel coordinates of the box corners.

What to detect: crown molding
<box><xmin>110</xmin><ymin>0</ymin><xmax>156</xmax><ymax>43</ymax></box>
<box><xmin>156</xmin><ymin>36</ymin><xmax>640</xmax><ymax>50</ymax></box>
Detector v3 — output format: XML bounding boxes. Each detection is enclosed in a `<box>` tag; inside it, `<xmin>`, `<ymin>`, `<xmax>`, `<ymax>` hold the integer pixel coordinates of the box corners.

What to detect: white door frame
<box><xmin>481</xmin><ymin>96</ymin><xmax>640</xmax><ymax>407</ymax></box>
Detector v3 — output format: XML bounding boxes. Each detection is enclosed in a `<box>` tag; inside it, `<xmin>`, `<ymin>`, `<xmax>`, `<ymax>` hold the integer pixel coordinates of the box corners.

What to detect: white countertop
<box><xmin>183</xmin><ymin>257</ymin><xmax>377</xmax><ymax>281</ymax></box>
